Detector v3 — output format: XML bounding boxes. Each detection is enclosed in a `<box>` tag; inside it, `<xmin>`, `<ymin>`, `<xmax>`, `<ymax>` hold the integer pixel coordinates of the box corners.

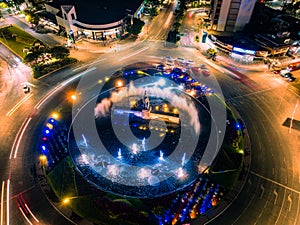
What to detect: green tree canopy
<box><xmin>130</xmin><ymin>18</ymin><xmax>145</xmax><ymax>35</ymax></box>
<box><xmin>50</xmin><ymin>46</ymin><xmax>70</xmax><ymax>58</ymax></box>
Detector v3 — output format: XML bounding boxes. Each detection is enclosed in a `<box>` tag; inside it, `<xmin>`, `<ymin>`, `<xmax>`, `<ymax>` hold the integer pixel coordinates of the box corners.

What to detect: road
<box><xmin>0</xmin><ymin>5</ymin><xmax>300</xmax><ymax>225</ymax></box>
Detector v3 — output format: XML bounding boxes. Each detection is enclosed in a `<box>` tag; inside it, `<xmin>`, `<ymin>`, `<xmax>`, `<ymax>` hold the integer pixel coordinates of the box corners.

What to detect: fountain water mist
<box><xmin>117</xmin><ymin>148</ymin><xmax>122</xmax><ymax>159</ymax></box>
<box><xmin>159</xmin><ymin>150</ymin><xmax>164</xmax><ymax>161</ymax></box>
<box><xmin>181</xmin><ymin>152</ymin><xmax>186</xmax><ymax>167</ymax></box>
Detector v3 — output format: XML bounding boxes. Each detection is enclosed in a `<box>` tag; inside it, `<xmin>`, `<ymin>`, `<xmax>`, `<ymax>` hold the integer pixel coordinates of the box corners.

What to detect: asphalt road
<box><xmin>1</xmin><ymin>6</ymin><xmax>300</xmax><ymax>225</ymax></box>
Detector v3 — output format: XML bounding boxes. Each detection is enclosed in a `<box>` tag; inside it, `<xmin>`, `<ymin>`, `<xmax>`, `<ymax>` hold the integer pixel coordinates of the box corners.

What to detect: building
<box><xmin>45</xmin><ymin>0</ymin><xmax>144</xmax><ymax>41</ymax></box>
<box><xmin>210</xmin><ymin>0</ymin><xmax>256</xmax><ymax>32</ymax></box>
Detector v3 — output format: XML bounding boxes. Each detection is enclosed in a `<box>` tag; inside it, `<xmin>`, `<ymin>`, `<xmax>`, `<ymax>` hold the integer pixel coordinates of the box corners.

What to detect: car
<box><xmin>166</xmin><ymin>61</ymin><xmax>175</xmax><ymax>69</ymax></box>
<box><xmin>186</xmin><ymin>60</ymin><xmax>195</xmax><ymax>65</ymax></box>
<box><xmin>273</xmin><ymin>69</ymin><xmax>281</xmax><ymax>74</ymax></box>
<box><xmin>287</xmin><ymin>76</ymin><xmax>296</xmax><ymax>82</ymax></box>
<box><xmin>165</xmin><ymin>56</ymin><xmax>173</xmax><ymax>61</ymax></box>
<box><xmin>199</xmin><ymin>64</ymin><xmax>208</xmax><ymax>69</ymax></box>
<box><xmin>279</xmin><ymin>68</ymin><xmax>291</xmax><ymax>76</ymax></box>
<box><xmin>202</xmin><ymin>69</ymin><xmax>210</xmax><ymax>76</ymax></box>
<box><xmin>156</xmin><ymin>64</ymin><xmax>166</xmax><ymax>71</ymax></box>
<box><xmin>282</xmin><ymin>72</ymin><xmax>292</xmax><ymax>78</ymax></box>
<box><xmin>23</xmin><ymin>85</ymin><xmax>30</xmax><ymax>94</ymax></box>
<box><xmin>176</xmin><ymin>57</ymin><xmax>185</xmax><ymax>63</ymax></box>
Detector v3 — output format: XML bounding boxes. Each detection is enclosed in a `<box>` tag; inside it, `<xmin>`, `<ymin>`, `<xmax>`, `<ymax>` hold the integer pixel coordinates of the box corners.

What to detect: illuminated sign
<box><xmin>232</xmin><ymin>47</ymin><xmax>256</xmax><ymax>55</ymax></box>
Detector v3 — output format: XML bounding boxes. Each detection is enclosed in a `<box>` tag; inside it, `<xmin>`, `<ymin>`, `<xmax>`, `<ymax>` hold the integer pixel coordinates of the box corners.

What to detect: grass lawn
<box><xmin>0</xmin><ymin>25</ymin><xmax>38</xmax><ymax>59</ymax></box>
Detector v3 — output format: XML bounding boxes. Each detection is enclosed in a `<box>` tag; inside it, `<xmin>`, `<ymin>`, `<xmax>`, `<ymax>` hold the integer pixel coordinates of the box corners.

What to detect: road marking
<box><xmin>1</xmin><ymin>181</ymin><xmax>4</xmax><ymax>225</ymax></box>
<box><xmin>260</xmin><ymin>184</ymin><xmax>265</xmax><ymax>199</ymax></box>
<box><xmin>73</xmin><ymin>59</ymin><xmax>106</xmax><ymax>71</ymax></box>
<box><xmin>20</xmin><ymin>82</ymin><xmax>36</xmax><ymax>88</ymax></box>
<box><xmin>294</xmin><ymin>196</ymin><xmax>300</xmax><ymax>225</ymax></box>
<box><xmin>274</xmin><ymin>189</ymin><xmax>278</xmax><ymax>205</ymax></box>
<box><xmin>274</xmin><ymin>189</ymin><xmax>286</xmax><ymax>225</ymax></box>
<box><xmin>287</xmin><ymin>194</ymin><xmax>292</xmax><ymax>212</ymax></box>
<box><xmin>228</xmin><ymin>88</ymin><xmax>273</xmax><ymax>101</ymax></box>
<box><xmin>289</xmin><ymin>101</ymin><xmax>299</xmax><ymax>133</ymax></box>
<box><xmin>246</xmin><ymin>178</ymin><xmax>252</xmax><ymax>192</ymax></box>
<box><xmin>251</xmin><ymin>171</ymin><xmax>300</xmax><ymax>194</ymax></box>
<box><xmin>6</xmin><ymin>94</ymin><xmax>33</xmax><ymax>117</ymax></box>
<box><xmin>119</xmin><ymin>46</ymin><xmax>149</xmax><ymax>61</ymax></box>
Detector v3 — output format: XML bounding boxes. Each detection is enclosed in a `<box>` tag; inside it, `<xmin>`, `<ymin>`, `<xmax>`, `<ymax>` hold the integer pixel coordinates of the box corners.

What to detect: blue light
<box><xmin>48</xmin><ymin>118</ymin><xmax>56</xmax><ymax>125</ymax></box>
<box><xmin>43</xmin><ymin>128</ymin><xmax>51</xmax><ymax>136</ymax></box>
<box><xmin>236</xmin><ymin>123</ymin><xmax>240</xmax><ymax>129</ymax></box>
<box><xmin>40</xmin><ymin>145</ymin><xmax>49</xmax><ymax>154</ymax></box>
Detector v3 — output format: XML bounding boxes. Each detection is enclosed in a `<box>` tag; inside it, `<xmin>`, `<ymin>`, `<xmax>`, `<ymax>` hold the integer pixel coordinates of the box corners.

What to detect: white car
<box><xmin>165</xmin><ymin>56</ymin><xmax>173</xmax><ymax>61</ymax></box>
<box><xmin>280</xmin><ymin>68</ymin><xmax>291</xmax><ymax>76</ymax></box>
<box><xmin>176</xmin><ymin>57</ymin><xmax>185</xmax><ymax>63</ymax></box>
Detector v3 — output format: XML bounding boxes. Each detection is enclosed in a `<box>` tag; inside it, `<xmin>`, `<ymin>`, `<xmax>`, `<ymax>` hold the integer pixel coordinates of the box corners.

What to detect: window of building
<box><xmin>229</xmin><ymin>8</ymin><xmax>239</xmax><ymax>14</ymax></box>
<box><xmin>230</xmin><ymin>3</ymin><xmax>240</xmax><ymax>9</ymax></box>
<box><xmin>71</xmin><ymin>13</ymin><xmax>75</xmax><ymax>20</ymax></box>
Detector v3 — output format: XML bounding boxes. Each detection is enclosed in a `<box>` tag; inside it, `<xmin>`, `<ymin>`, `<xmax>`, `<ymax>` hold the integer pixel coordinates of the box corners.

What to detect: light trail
<box><xmin>13</xmin><ymin>118</ymin><xmax>32</xmax><ymax>159</ymax></box>
<box><xmin>164</xmin><ymin>11</ymin><xmax>173</xmax><ymax>28</ymax></box>
<box><xmin>9</xmin><ymin>119</ymin><xmax>27</xmax><ymax>159</ymax></box>
<box><xmin>119</xmin><ymin>47</ymin><xmax>149</xmax><ymax>61</ymax></box>
<box><xmin>6</xmin><ymin>179</ymin><xmax>9</xmax><ymax>225</ymax></box>
<box><xmin>35</xmin><ymin>67</ymin><xmax>96</xmax><ymax>109</ymax></box>
<box><xmin>1</xmin><ymin>181</ymin><xmax>4</xmax><ymax>225</ymax></box>
<box><xmin>18</xmin><ymin>207</ymin><xmax>33</xmax><ymax>225</ymax></box>
<box><xmin>73</xmin><ymin>59</ymin><xmax>106</xmax><ymax>71</ymax></box>
<box><xmin>24</xmin><ymin>203</ymin><xmax>39</xmax><ymax>223</ymax></box>
<box><xmin>11</xmin><ymin>67</ymin><xmax>96</xmax><ymax>159</ymax></box>
<box><xmin>6</xmin><ymin>94</ymin><xmax>33</xmax><ymax>117</ymax></box>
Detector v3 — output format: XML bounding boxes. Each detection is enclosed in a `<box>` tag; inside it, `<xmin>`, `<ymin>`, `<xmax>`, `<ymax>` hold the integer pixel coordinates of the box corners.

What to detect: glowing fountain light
<box><xmin>78</xmin><ymin>154</ymin><xmax>89</xmax><ymax>164</ymax></box>
<box><xmin>142</xmin><ymin>137</ymin><xmax>146</xmax><ymax>151</ymax></box>
<box><xmin>181</xmin><ymin>152</ymin><xmax>186</xmax><ymax>167</ymax></box>
<box><xmin>137</xmin><ymin>168</ymin><xmax>151</xmax><ymax>179</ymax></box>
<box><xmin>131</xmin><ymin>143</ymin><xmax>140</xmax><ymax>154</ymax></box>
<box><xmin>159</xmin><ymin>150</ymin><xmax>165</xmax><ymax>161</ymax></box>
<box><xmin>107</xmin><ymin>164</ymin><xmax>119</xmax><ymax>177</ymax></box>
<box><xmin>176</xmin><ymin>167</ymin><xmax>187</xmax><ymax>180</ymax></box>
<box><xmin>82</xmin><ymin>134</ymin><xmax>87</xmax><ymax>147</ymax></box>
<box><xmin>117</xmin><ymin>148</ymin><xmax>122</xmax><ymax>159</ymax></box>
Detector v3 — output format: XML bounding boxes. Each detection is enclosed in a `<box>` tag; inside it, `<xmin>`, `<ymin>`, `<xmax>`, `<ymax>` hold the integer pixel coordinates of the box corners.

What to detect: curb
<box><xmin>36</xmin><ymin>60</ymin><xmax>78</xmax><ymax>80</ymax></box>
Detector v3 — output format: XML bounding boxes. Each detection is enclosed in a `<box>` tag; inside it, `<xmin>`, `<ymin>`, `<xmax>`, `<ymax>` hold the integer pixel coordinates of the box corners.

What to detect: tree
<box><xmin>24</xmin><ymin>10</ymin><xmax>39</xmax><ymax>25</ymax></box>
<box><xmin>173</xmin><ymin>22</ymin><xmax>181</xmax><ymax>30</ymax></box>
<box><xmin>50</xmin><ymin>46</ymin><xmax>70</xmax><ymax>58</ymax></box>
<box><xmin>130</xmin><ymin>18</ymin><xmax>145</xmax><ymax>35</ymax></box>
<box><xmin>24</xmin><ymin>51</ymin><xmax>40</xmax><ymax>64</ymax></box>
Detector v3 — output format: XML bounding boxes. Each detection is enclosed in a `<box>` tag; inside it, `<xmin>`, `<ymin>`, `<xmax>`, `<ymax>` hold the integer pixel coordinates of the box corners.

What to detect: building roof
<box><xmin>48</xmin><ymin>0</ymin><xmax>143</xmax><ymax>25</ymax></box>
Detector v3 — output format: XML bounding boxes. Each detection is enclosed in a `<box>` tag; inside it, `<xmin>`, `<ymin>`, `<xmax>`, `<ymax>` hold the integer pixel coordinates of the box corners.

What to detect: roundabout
<box><xmin>37</xmin><ymin>61</ymin><xmax>245</xmax><ymax>224</ymax></box>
